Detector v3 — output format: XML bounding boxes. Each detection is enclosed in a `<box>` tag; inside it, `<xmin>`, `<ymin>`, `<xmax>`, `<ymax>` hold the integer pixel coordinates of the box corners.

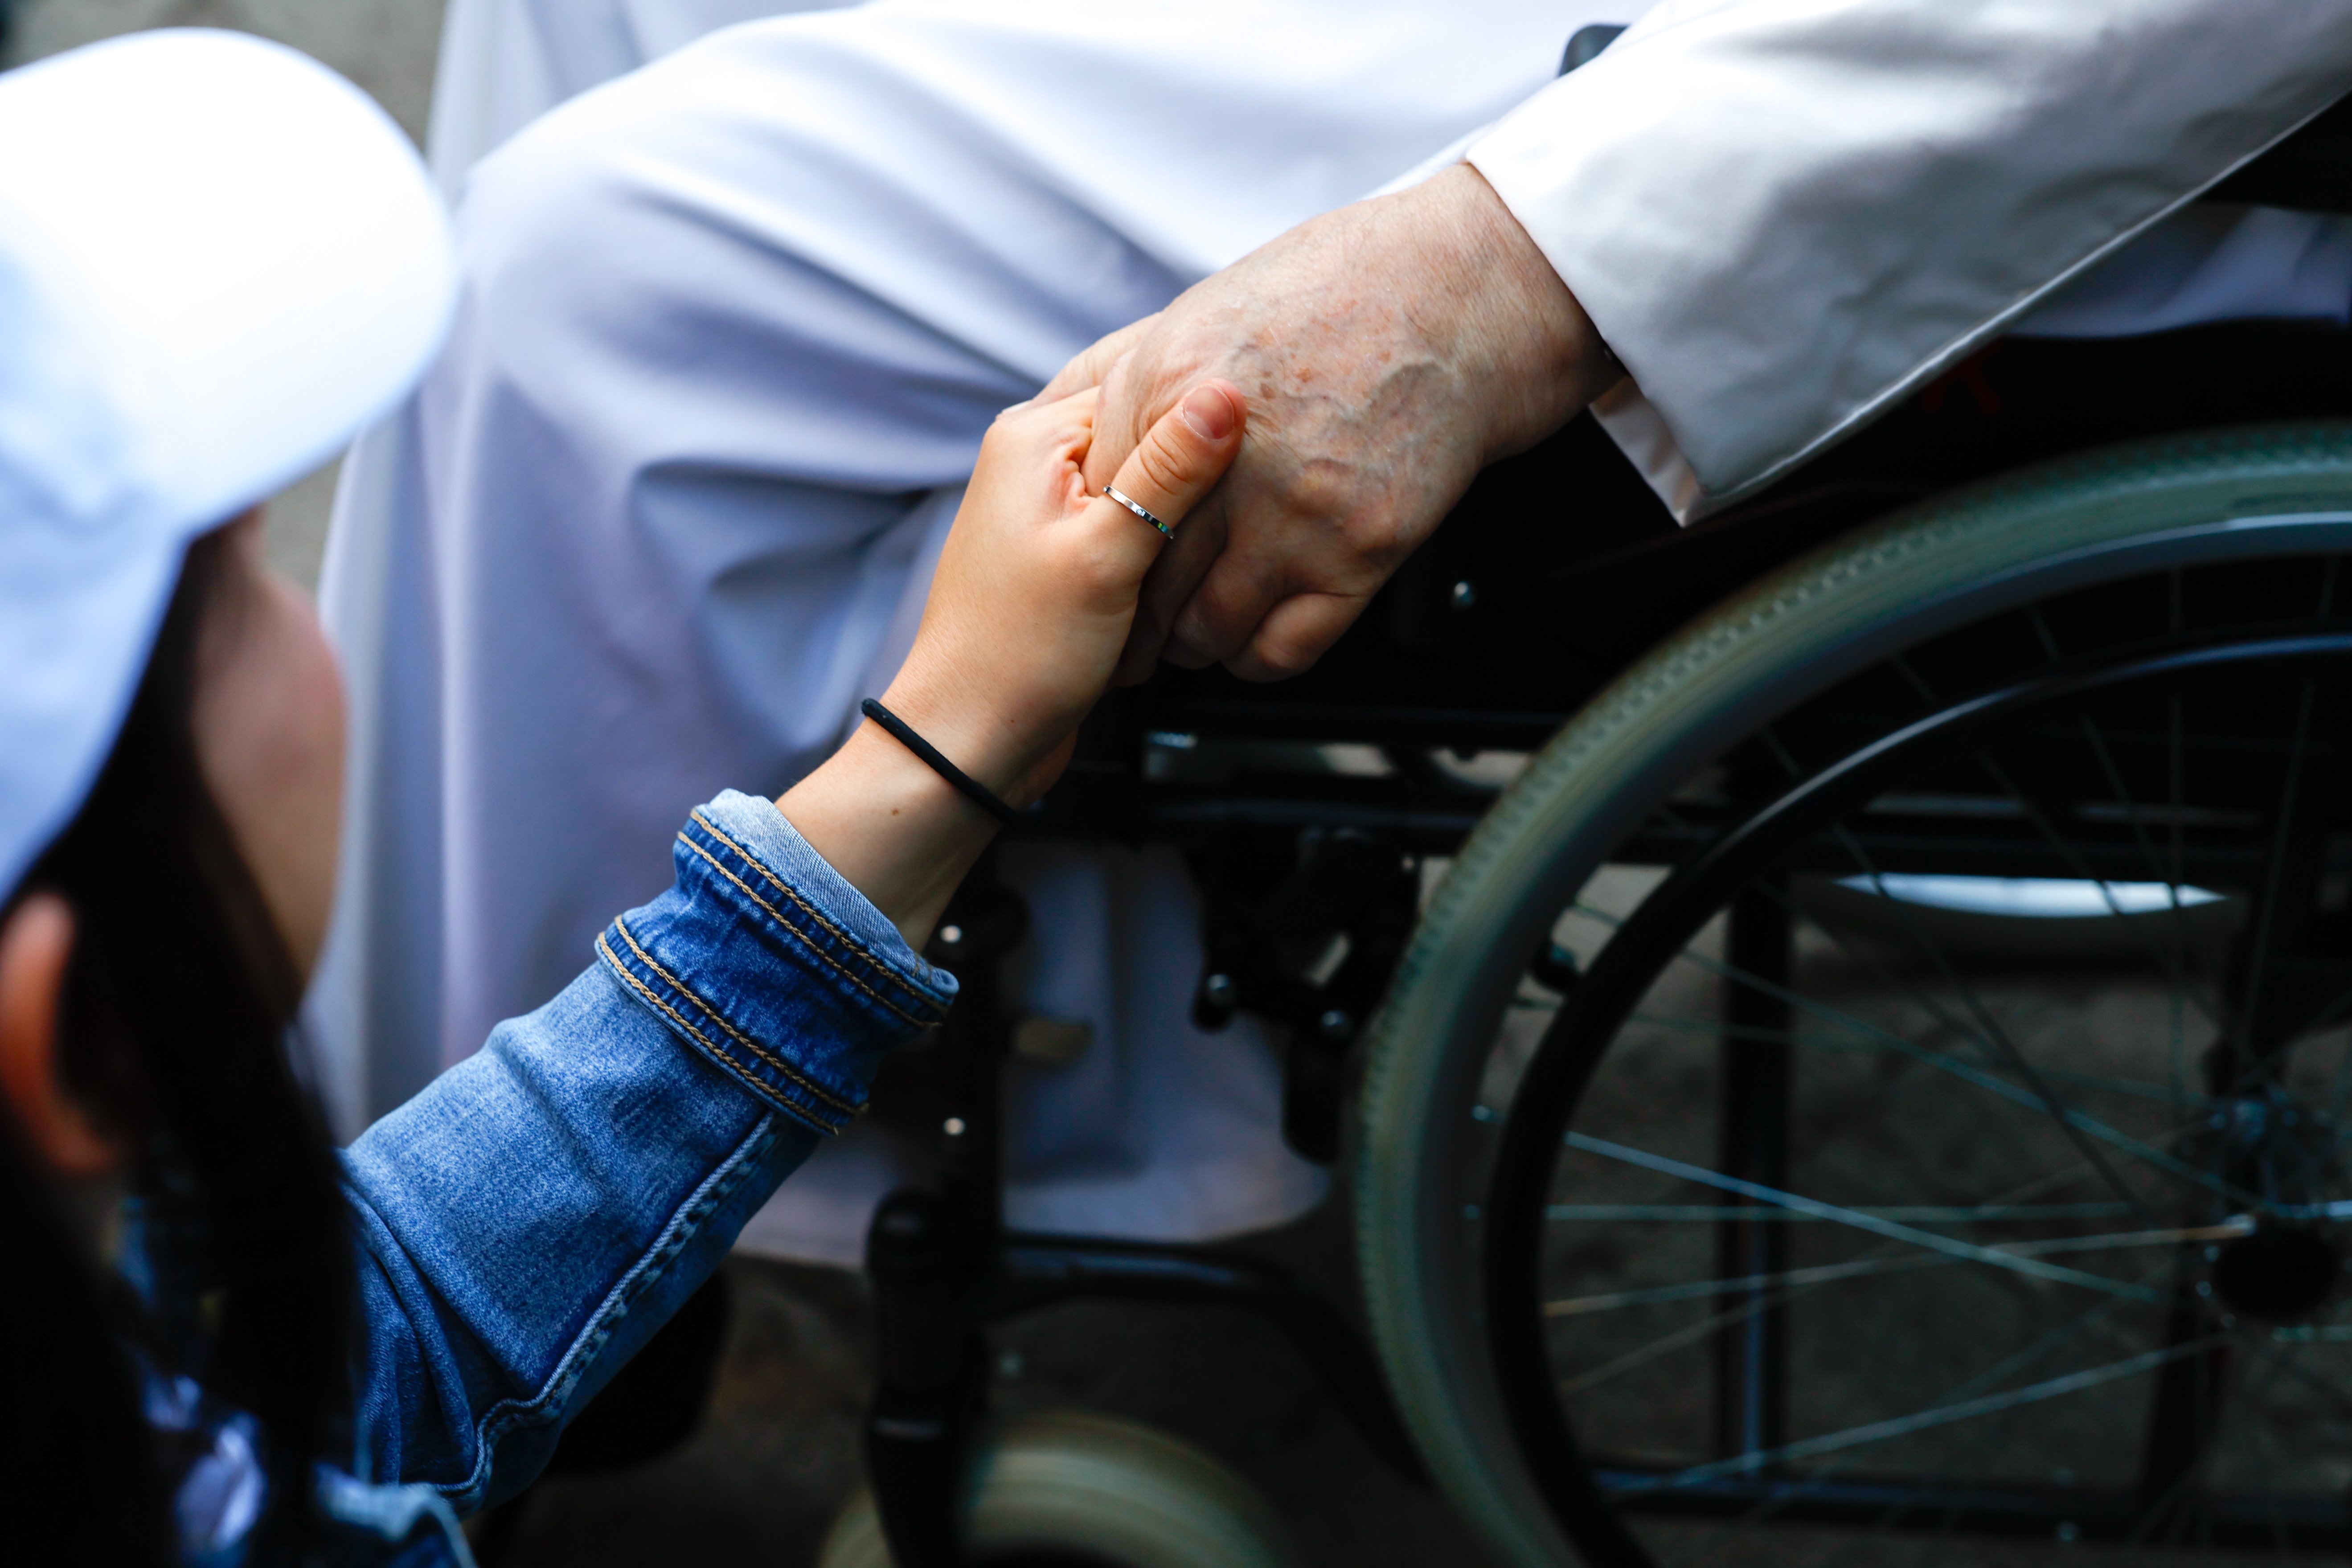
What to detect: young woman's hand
<box><xmin>779</xmin><ymin>379</ymin><xmax>1242</xmax><ymax>943</ymax></box>
<box><xmin>883</xmin><ymin>379</ymin><xmax>1244</xmax><ymax>805</ymax></box>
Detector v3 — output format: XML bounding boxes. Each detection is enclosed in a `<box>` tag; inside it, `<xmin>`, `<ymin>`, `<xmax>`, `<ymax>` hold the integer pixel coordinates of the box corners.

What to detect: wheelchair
<box><xmin>822</xmin><ymin>57</ymin><xmax>2352</xmax><ymax>1568</ymax></box>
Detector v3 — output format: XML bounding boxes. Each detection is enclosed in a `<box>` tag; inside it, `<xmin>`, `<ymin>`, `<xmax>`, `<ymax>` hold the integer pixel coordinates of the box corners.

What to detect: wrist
<box><xmin>874</xmin><ymin>661</ymin><xmax>1037</xmax><ymax>807</ymax></box>
<box><xmin>1407</xmin><ymin>164</ymin><xmax>1620</xmax><ymax>463</ymax></box>
<box><xmin>777</xmin><ymin>721</ymin><xmax>992</xmax><ymax>946</ymax></box>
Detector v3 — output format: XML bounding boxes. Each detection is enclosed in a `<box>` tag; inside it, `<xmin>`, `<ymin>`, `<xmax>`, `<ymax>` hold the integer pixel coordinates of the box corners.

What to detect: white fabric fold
<box><xmin>314</xmin><ymin>0</ymin><xmax>1620</xmax><ymax>1259</ymax></box>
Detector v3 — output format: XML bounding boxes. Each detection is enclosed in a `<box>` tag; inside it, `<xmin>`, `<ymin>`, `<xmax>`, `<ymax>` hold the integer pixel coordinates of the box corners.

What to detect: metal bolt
<box><xmin>1201</xmin><ymin>972</ymin><xmax>1237</xmax><ymax>1008</ymax></box>
<box><xmin>1318</xmin><ymin>1008</ymin><xmax>1354</xmax><ymax>1041</ymax></box>
<box><xmin>943</xmin><ymin>1116</ymin><xmax>967</xmax><ymax>1138</ymax></box>
<box><xmin>1450</xmin><ymin>580</ymin><xmax>1478</xmax><ymax>611</ymax></box>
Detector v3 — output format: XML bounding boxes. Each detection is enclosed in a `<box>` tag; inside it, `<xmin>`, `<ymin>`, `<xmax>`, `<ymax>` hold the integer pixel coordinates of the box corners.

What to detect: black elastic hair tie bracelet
<box><xmin>860</xmin><ymin>697</ymin><xmax>1021</xmax><ymax>826</ymax></box>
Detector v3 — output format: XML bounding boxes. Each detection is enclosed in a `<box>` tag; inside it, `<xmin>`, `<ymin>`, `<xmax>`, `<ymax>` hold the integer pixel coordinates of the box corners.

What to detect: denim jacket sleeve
<box><xmin>336</xmin><ymin>790</ymin><xmax>955</xmax><ymax>1510</ymax></box>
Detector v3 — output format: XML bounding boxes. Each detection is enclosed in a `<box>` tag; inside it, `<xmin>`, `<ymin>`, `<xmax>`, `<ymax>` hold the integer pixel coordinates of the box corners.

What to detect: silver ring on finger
<box><xmin>1103</xmin><ymin>483</ymin><xmax>1175</xmax><ymax>538</ymax></box>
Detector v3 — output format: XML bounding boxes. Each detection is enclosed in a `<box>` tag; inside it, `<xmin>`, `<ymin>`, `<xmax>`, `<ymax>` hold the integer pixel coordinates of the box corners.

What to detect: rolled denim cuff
<box><xmin>596</xmin><ymin>790</ymin><xmax>956</xmax><ymax>1134</ymax></box>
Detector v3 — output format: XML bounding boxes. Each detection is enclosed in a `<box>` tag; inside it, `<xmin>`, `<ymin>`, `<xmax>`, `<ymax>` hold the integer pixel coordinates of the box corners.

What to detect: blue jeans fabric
<box><xmin>160</xmin><ymin>790</ymin><xmax>955</xmax><ymax>1562</ymax></box>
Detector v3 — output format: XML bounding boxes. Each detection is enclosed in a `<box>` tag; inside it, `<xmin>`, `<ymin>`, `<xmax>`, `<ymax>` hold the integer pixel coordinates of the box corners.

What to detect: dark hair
<box><xmin>0</xmin><ymin>527</ymin><xmax>352</xmax><ymax>1562</ymax></box>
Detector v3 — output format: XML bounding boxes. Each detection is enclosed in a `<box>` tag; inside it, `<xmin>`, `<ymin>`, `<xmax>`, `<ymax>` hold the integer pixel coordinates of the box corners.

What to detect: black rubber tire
<box><xmin>1353</xmin><ymin>425</ymin><xmax>2352</xmax><ymax>1567</ymax></box>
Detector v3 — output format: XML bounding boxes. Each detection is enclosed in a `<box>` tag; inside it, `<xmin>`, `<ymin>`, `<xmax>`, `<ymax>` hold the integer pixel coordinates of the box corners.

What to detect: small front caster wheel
<box><xmin>816</xmin><ymin>1410</ymin><xmax>1299</xmax><ymax>1568</ymax></box>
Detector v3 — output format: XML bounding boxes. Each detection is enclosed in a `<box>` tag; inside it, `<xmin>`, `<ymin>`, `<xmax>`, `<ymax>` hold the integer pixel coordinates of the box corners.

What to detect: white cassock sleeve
<box><xmin>1467</xmin><ymin>0</ymin><xmax>2352</xmax><ymax>520</ymax></box>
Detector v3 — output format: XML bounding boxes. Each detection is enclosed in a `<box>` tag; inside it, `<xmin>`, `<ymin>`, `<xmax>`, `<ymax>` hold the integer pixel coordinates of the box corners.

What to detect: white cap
<box><xmin>0</xmin><ymin>29</ymin><xmax>456</xmax><ymax>899</ymax></box>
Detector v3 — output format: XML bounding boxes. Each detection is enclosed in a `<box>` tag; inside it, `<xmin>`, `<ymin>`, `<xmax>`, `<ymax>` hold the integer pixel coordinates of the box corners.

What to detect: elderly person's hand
<box><xmin>1045</xmin><ymin>164</ymin><xmax>1621</xmax><ymax>684</ymax></box>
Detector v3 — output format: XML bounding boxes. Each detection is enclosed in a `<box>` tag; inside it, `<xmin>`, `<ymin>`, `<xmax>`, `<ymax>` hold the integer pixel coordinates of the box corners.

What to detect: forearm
<box><xmin>1389</xmin><ymin>163</ymin><xmax>1616</xmax><ymax>467</ymax></box>
<box><xmin>342</xmin><ymin>972</ymin><xmax>813</xmax><ymax>1508</ymax></box>
<box><xmin>779</xmin><ymin>379</ymin><xmax>1242</xmax><ymax>944</ymax></box>
<box><xmin>340</xmin><ymin>790</ymin><xmax>955</xmax><ymax>1505</ymax></box>
<box><xmin>775</xmin><ymin>717</ymin><xmax>998</xmax><ymax>950</ymax></box>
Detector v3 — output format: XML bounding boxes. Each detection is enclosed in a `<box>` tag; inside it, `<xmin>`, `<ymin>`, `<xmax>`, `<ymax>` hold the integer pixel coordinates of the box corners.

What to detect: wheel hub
<box><xmin>2211</xmin><ymin>1227</ymin><xmax>2341</xmax><ymax>1321</ymax></box>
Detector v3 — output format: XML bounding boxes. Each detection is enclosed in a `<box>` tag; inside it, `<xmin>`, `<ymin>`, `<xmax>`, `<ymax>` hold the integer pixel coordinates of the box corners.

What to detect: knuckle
<box><xmin>1130</xmin><ymin>437</ymin><xmax>1195</xmax><ymax>504</ymax></box>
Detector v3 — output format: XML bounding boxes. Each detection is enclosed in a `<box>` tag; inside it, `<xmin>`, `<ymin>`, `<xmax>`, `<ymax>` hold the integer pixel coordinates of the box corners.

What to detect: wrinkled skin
<box><xmin>1051</xmin><ymin>164</ymin><xmax>1622</xmax><ymax>684</ymax></box>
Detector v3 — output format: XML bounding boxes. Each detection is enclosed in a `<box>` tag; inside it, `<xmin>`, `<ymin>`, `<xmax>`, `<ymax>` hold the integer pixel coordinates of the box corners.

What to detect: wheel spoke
<box><xmin>1547</xmin><ymin>1252</ymin><xmax>1947</xmax><ymax>1319</ymax></box>
<box><xmin>2233</xmin><ymin>1329</ymin><xmax>2352</xmax><ymax>1422</ymax></box>
<box><xmin>1644</xmin><ymin>780</ymin><xmax>2216</xmax><ymax>1122</ymax></box>
<box><xmin>2076</xmin><ymin>710</ymin><xmax>2218</xmax><ymax>1126</ymax></box>
<box><xmin>1750</xmin><ymin>1256</ymin><xmax>2196</xmax><ymax>1541</ymax></box>
<box><xmin>1577</xmin><ymin>902</ymin><xmax>2274</xmax><ymax>1213</ymax></box>
<box><xmin>1545</xmin><ymin>1218</ymin><xmax>2244</xmax><ymax>1317</ymax></box>
<box><xmin>1553</xmin><ymin>1166</ymin><xmax>2222</xmax><ymax>1408</ymax></box>
<box><xmin>2221</xmin><ymin>680</ymin><xmax>2321</xmax><ymax>1098</ymax></box>
<box><xmin>1827</xmin><ymin>807</ymin><xmax>2155</xmax><ymax>1218</ymax></box>
<box><xmin>1962</xmin><ymin>716</ymin><xmax>2225</xmax><ymax>1044</ymax></box>
<box><xmin>2172</xmin><ymin>674</ymin><xmax>2192</xmax><ymax>1118</ymax></box>
<box><xmin>1547</xmin><ymin>1201</ymin><xmax>2145</xmax><ymax>1224</ymax></box>
<box><xmin>1615</xmin><ymin>1335</ymin><xmax>2229</xmax><ymax>1493</ymax></box>
<box><xmin>1559</xmin><ymin>1131</ymin><xmax>2170</xmax><ymax>1302</ymax></box>
<box><xmin>2125</xmin><ymin>1330</ymin><xmax>2305</xmax><ymax>1547</ymax></box>
<box><xmin>1856</xmin><ymin>660</ymin><xmax>2222</xmax><ymax>1050</ymax></box>
<box><xmin>1626</xmin><ymin>1011</ymin><xmax>2209</xmax><ymax>1107</ymax></box>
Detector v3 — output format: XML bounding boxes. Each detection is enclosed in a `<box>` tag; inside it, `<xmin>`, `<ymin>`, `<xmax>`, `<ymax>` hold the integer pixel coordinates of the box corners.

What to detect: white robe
<box><xmin>311</xmin><ymin>0</ymin><xmax>2352</xmax><ymax>1265</ymax></box>
<box><xmin>310</xmin><ymin>0</ymin><xmax>1629</xmax><ymax>1264</ymax></box>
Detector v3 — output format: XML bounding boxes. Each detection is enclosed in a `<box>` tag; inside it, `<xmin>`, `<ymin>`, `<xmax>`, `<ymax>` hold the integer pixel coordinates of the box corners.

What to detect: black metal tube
<box><xmin>865</xmin><ymin>1188</ymin><xmax>981</xmax><ymax>1568</ymax></box>
<box><xmin>860</xmin><ymin>860</ymin><xmax>1028</xmax><ymax>1568</ymax></box>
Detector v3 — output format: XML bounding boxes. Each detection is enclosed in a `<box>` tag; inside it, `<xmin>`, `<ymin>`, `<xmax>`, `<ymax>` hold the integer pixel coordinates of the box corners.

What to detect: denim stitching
<box><xmin>599</xmin><ymin>923</ymin><xmax>855</xmax><ymax>1125</ymax></box>
<box><xmin>687</xmin><ymin>810</ymin><xmax>943</xmax><ymax>1013</ymax></box>
<box><xmin>680</xmin><ymin>816</ymin><xmax>943</xmax><ymax>1020</ymax></box>
<box><xmin>596</xmin><ymin>928</ymin><xmax>852</xmax><ymax>1131</ymax></box>
<box><xmin>595</xmin><ymin>933</ymin><xmax>843</xmax><ymax>1137</ymax></box>
<box><xmin>434</xmin><ymin>1114</ymin><xmax>782</xmax><ymax>1509</ymax></box>
<box><xmin>676</xmin><ymin>825</ymin><xmax>941</xmax><ymax>1029</ymax></box>
<box><xmin>611</xmin><ymin>916</ymin><xmax>861</xmax><ymax>1115</ymax></box>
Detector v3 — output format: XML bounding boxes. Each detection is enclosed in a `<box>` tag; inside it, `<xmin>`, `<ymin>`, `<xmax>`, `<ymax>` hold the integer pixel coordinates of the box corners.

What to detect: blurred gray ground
<box><xmin>3</xmin><ymin>0</ymin><xmax>446</xmax><ymax>591</ymax></box>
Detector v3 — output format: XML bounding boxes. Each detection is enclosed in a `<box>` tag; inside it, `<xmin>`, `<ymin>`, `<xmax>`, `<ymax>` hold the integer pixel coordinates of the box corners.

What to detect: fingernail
<box><xmin>1178</xmin><ymin>383</ymin><xmax>1237</xmax><ymax>441</ymax></box>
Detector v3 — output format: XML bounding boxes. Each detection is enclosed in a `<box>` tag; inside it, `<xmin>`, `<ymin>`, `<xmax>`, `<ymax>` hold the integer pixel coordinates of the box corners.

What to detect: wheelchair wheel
<box><xmin>1357</xmin><ymin>423</ymin><xmax>2352</xmax><ymax>1564</ymax></box>
<box><xmin>815</xmin><ymin>1411</ymin><xmax>1298</xmax><ymax>1568</ymax></box>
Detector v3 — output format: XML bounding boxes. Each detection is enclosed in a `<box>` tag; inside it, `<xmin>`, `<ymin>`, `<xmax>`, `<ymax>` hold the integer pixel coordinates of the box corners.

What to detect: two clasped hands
<box><xmin>789</xmin><ymin>164</ymin><xmax>1622</xmax><ymax>949</ymax></box>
